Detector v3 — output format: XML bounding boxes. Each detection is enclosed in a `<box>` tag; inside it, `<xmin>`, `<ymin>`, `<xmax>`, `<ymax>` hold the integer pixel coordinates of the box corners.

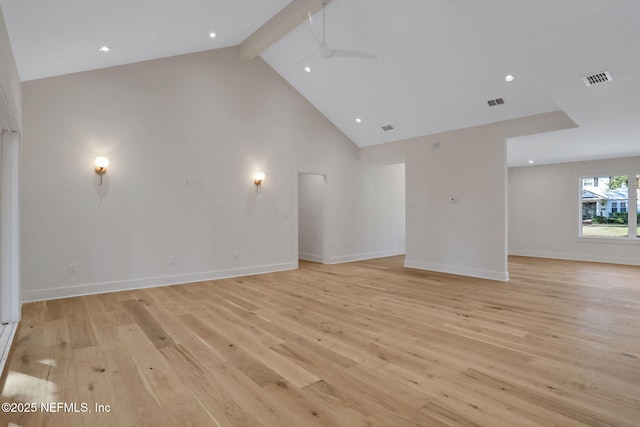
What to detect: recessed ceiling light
<box><xmin>355</xmin><ymin>117</ymin><xmax>362</xmax><ymax>123</ymax></box>
<box><xmin>304</xmin><ymin>66</ymin><xmax>311</xmax><ymax>73</ymax></box>
<box><xmin>505</xmin><ymin>74</ymin><xmax>515</xmax><ymax>82</ymax></box>
<box><xmin>209</xmin><ymin>32</ymin><xmax>216</xmax><ymax>38</ymax></box>
<box><xmin>528</xmin><ymin>160</ymin><xmax>534</xmax><ymax>164</ymax></box>
<box><xmin>98</xmin><ymin>46</ymin><xmax>110</xmax><ymax>53</ymax></box>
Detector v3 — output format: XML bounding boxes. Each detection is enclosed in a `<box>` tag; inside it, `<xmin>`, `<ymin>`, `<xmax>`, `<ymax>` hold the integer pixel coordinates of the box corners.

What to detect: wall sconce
<box><xmin>254</xmin><ymin>172</ymin><xmax>265</xmax><ymax>192</ymax></box>
<box><xmin>95</xmin><ymin>156</ymin><xmax>109</xmax><ymax>185</ymax></box>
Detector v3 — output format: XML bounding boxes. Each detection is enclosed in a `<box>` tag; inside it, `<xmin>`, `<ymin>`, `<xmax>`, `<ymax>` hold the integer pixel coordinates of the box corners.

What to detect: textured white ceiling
<box><xmin>1</xmin><ymin>0</ymin><xmax>639</xmax><ymax>166</ymax></box>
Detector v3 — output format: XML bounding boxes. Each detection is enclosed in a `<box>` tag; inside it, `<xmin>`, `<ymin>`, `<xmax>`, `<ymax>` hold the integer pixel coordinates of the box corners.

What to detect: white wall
<box><xmin>298</xmin><ymin>173</ymin><xmax>325</xmax><ymax>262</ymax></box>
<box><xmin>344</xmin><ymin>161</ymin><xmax>405</xmax><ymax>263</ymax></box>
<box><xmin>509</xmin><ymin>156</ymin><xmax>640</xmax><ymax>266</ymax></box>
<box><xmin>402</xmin><ymin>127</ymin><xmax>509</xmax><ymax>281</ymax></box>
<box><xmin>20</xmin><ymin>47</ymin><xmax>410</xmax><ymax>301</ymax></box>
<box><xmin>0</xmin><ymin>6</ymin><xmax>21</xmax><ymax>131</ymax></box>
<box><xmin>360</xmin><ymin>126</ymin><xmax>509</xmax><ymax>281</ymax></box>
<box><xmin>360</xmin><ymin>111</ymin><xmax>577</xmax><ymax>281</ymax></box>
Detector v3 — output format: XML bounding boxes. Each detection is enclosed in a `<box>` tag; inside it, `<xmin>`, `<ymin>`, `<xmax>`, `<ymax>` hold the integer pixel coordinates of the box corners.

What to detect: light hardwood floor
<box><xmin>1</xmin><ymin>256</ymin><xmax>639</xmax><ymax>426</ymax></box>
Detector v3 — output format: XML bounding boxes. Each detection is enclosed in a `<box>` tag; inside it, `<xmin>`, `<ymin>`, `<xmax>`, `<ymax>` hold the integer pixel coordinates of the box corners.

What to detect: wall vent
<box><xmin>487</xmin><ymin>97</ymin><xmax>505</xmax><ymax>107</ymax></box>
<box><xmin>583</xmin><ymin>71</ymin><xmax>612</xmax><ymax>86</ymax></box>
<box><xmin>381</xmin><ymin>125</ymin><xmax>394</xmax><ymax>131</ymax></box>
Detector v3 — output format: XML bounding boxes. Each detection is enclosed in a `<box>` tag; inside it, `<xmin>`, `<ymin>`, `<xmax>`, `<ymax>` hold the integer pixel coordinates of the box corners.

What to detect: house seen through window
<box><xmin>580</xmin><ymin>174</ymin><xmax>640</xmax><ymax>239</ymax></box>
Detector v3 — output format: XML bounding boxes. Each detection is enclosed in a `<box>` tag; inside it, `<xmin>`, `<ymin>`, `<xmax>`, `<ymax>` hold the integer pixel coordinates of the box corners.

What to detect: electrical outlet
<box><xmin>169</xmin><ymin>255</ymin><xmax>175</xmax><ymax>265</ymax></box>
<box><xmin>68</xmin><ymin>263</ymin><xmax>77</xmax><ymax>274</ymax></box>
<box><xmin>233</xmin><ymin>251</ymin><xmax>239</xmax><ymax>260</ymax></box>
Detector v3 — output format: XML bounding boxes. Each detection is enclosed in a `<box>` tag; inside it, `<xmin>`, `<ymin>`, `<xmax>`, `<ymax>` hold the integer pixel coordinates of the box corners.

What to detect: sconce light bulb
<box><xmin>95</xmin><ymin>157</ymin><xmax>109</xmax><ymax>170</ymax></box>
<box><xmin>254</xmin><ymin>172</ymin><xmax>265</xmax><ymax>192</ymax></box>
<box><xmin>95</xmin><ymin>157</ymin><xmax>109</xmax><ymax>185</ymax></box>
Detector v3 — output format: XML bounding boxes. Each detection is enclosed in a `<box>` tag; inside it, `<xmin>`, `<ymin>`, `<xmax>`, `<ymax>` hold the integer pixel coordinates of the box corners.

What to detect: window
<box><xmin>580</xmin><ymin>174</ymin><xmax>639</xmax><ymax>240</ymax></box>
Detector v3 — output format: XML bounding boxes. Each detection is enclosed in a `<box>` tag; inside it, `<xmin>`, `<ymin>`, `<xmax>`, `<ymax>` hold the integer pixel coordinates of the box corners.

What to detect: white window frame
<box><xmin>578</xmin><ymin>172</ymin><xmax>639</xmax><ymax>242</ymax></box>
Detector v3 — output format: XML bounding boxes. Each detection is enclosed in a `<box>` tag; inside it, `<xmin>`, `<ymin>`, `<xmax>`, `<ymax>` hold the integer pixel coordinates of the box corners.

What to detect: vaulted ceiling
<box><xmin>1</xmin><ymin>0</ymin><xmax>639</xmax><ymax>166</ymax></box>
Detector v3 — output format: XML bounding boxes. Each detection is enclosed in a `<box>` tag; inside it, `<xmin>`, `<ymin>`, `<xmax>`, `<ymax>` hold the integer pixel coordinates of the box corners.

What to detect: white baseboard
<box><xmin>509</xmin><ymin>249</ymin><xmax>640</xmax><ymax>266</ymax></box>
<box><xmin>21</xmin><ymin>262</ymin><xmax>297</xmax><ymax>303</ymax></box>
<box><xmin>329</xmin><ymin>248</ymin><xmax>405</xmax><ymax>264</ymax></box>
<box><xmin>299</xmin><ymin>253</ymin><xmax>323</xmax><ymax>263</ymax></box>
<box><xmin>404</xmin><ymin>259</ymin><xmax>509</xmax><ymax>282</ymax></box>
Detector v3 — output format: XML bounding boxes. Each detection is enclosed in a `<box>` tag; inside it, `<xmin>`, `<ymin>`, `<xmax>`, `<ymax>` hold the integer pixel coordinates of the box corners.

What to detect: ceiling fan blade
<box><xmin>330</xmin><ymin>49</ymin><xmax>378</xmax><ymax>60</ymax></box>
<box><xmin>300</xmin><ymin>3</ymin><xmax>378</xmax><ymax>63</ymax></box>
<box><xmin>306</xmin><ymin>10</ymin><xmax>323</xmax><ymax>47</ymax></box>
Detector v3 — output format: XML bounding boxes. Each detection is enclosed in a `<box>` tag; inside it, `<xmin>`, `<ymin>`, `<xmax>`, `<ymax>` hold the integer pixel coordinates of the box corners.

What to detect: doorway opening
<box><xmin>296</xmin><ymin>172</ymin><xmax>328</xmax><ymax>264</ymax></box>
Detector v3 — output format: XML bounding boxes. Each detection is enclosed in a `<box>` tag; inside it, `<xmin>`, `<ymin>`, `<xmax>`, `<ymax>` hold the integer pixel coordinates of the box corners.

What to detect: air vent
<box><xmin>487</xmin><ymin>97</ymin><xmax>505</xmax><ymax>107</ymax></box>
<box><xmin>381</xmin><ymin>125</ymin><xmax>394</xmax><ymax>131</ymax></box>
<box><xmin>583</xmin><ymin>71</ymin><xmax>612</xmax><ymax>86</ymax></box>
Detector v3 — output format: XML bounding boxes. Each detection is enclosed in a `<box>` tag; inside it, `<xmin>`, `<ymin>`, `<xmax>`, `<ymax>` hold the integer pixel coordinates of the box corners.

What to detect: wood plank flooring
<box><xmin>1</xmin><ymin>256</ymin><xmax>639</xmax><ymax>426</ymax></box>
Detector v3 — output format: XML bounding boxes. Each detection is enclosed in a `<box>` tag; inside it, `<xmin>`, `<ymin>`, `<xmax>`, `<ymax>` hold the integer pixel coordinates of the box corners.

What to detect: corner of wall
<box><xmin>0</xmin><ymin>6</ymin><xmax>21</xmax><ymax>132</ymax></box>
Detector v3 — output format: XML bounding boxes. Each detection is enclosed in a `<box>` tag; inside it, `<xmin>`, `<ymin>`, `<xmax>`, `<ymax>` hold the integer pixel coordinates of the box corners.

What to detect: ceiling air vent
<box><xmin>381</xmin><ymin>125</ymin><xmax>394</xmax><ymax>131</ymax></box>
<box><xmin>583</xmin><ymin>71</ymin><xmax>612</xmax><ymax>86</ymax></box>
<box><xmin>487</xmin><ymin>98</ymin><xmax>505</xmax><ymax>107</ymax></box>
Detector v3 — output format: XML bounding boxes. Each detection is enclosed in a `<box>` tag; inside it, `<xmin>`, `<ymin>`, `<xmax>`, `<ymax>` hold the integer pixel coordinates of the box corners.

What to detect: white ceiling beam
<box><xmin>239</xmin><ymin>0</ymin><xmax>333</xmax><ymax>60</ymax></box>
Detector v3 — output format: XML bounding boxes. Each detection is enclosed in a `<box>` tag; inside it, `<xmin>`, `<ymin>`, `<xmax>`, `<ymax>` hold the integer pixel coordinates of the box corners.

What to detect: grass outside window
<box><xmin>582</xmin><ymin>224</ymin><xmax>640</xmax><ymax>238</ymax></box>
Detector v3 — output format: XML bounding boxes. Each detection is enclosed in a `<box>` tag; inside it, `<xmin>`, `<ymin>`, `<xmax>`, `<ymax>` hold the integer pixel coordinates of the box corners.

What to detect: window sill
<box><xmin>576</xmin><ymin>236</ymin><xmax>640</xmax><ymax>245</ymax></box>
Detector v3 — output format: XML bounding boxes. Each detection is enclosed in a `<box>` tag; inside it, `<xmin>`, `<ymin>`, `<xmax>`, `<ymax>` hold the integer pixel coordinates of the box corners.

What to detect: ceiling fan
<box><xmin>298</xmin><ymin>2</ymin><xmax>377</xmax><ymax>62</ymax></box>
